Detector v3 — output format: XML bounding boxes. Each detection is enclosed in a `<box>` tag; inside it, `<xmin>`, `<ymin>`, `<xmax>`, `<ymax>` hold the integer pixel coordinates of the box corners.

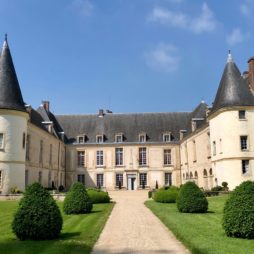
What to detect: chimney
<box><xmin>98</xmin><ymin>109</ymin><xmax>104</xmax><ymax>117</ymax></box>
<box><xmin>191</xmin><ymin>119</ymin><xmax>197</xmax><ymax>132</ymax></box>
<box><xmin>242</xmin><ymin>71</ymin><xmax>249</xmax><ymax>80</ymax></box>
<box><xmin>179</xmin><ymin>130</ymin><xmax>187</xmax><ymax>141</ymax></box>
<box><xmin>42</xmin><ymin>101</ymin><xmax>50</xmax><ymax>111</ymax></box>
<box><xmin>248</xmin><ymin>57</ymin><xmax>254</xmax><ymax>92</ymax></box>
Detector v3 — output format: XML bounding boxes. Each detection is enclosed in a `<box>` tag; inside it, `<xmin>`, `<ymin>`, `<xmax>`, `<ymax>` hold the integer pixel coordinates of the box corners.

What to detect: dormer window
<box><xmin>115</xmin><ymin>134</ymin><xmax>123</xmax><ymax>143</ymax></box>
<box><xmin>77</xmin><ymin>135</ymin><xmax>86</xmax><ymax>144</ymax></box>
<box><xmin>139</xmin><ymin>133</ymin><xmax>146</xmax><ymax>143</ymax></box>
<box><xmin>239</xmin><ymin>110</ymin><xmax>246</xmax><ymax>119</ymax></box>
<box><xmin>96</xmin><ymin>135</ymin><xmax>104</xmax><ymax>143</ymax></box>
<box><xmin>163</xmin><ymin>133</ymin><xmax>171</xmax><ymax>142</ymax></box>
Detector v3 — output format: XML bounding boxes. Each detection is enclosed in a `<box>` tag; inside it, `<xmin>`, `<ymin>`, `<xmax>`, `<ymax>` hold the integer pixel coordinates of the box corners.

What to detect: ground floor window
<box><xmin>77</xmin><ymin>174</ymin><xmax>85</xmax><ymax>185</ymax></box>
<box><xmin>116</xmin><ymin>173</ymin><xmax>123</xmax><ymax>188</ymax></box>
<box><xmin>165</xmin><ymin>172</ymin><xmax>172</xmax><ymax>186</ymax></box>
<box><xmin>139</xmin><ymin>173</ymin><xmax>147</xmax><ymax>188</ymax></box>
<box><xmin>97</xmin><ymin>174</ymin><xmax>104</xmax><ymax>188</ymax></box>
<box><xmin>242</xmin><ymin>160</ymin><xmax>249</xmax><ymax>174</ymax></box>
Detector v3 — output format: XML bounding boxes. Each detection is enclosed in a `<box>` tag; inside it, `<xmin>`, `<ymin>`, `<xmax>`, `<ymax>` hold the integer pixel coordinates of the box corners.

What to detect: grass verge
<box><xmin>0</xmin><ymin>201</ymin><xmax>114</xmax><ymax>254</ymax></box>
<box><xmin>146</xmin><ymin>195</ymin><xmax>254</xmax><ymax>254</ymax></box>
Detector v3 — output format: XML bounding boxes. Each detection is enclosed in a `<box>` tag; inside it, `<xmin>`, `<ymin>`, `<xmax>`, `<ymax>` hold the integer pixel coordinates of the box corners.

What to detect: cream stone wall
<box><xmin>25</xmin><ymin>122</ymin><xmax>65</xmax><ymax>189</ymax></box>
<box><xmin>65</xmin><ymin>143</ymin><xmax>180</xmax><ymax>190</ymax></box>
<box><xmin>180</xmin><ymin>124</ymin><xmax>213</xmax><ymax>190</ymax></box>
<box><xmin>0</xmin><ymin>110</ymin><xmax>28</xmax><ymax>194</ymax></box>
<box><xmin>209</xmin><ymin>107</ymin><xmax>254</xmax><ymax>190</ymax></box>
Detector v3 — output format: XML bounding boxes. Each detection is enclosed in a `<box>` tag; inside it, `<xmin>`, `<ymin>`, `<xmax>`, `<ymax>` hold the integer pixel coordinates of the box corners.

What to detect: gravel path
<box><xmin>91</xmin><ymin>191</ymin><xmax>190</xmax><ymax>254</ymax></box>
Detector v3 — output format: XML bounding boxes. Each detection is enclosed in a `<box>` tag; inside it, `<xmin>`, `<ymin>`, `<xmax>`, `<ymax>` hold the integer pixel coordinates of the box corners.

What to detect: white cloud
<box><xmin>191</xmin><ymin>3</ymin><xmax>216</xmax><ymax>33</ymax></box>
<box><xmin>147</xmin><ymin>7</ymin><xmax>187</xmax><ymax>28</ymax></box>
<box><xmin>144</xmin><ymin>43</ymin><xmax>180</xmax><ymax>72</ymax></box>
<box><xmin>68</xmin><ymin>0</ymin><xmax>93</xmax><ymax>17</ymax></box>
<box><xmin>148</xmin><ymin>2</ymin><xmax>216</xmax><ymax>34</ymax></box>
<box><xmin>226</xmin><ymin>28</ymin><xmax>246</xmax><ymax>46</ymax></box>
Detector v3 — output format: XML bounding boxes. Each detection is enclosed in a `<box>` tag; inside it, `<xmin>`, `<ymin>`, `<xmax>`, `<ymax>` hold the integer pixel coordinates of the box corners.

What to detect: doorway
<box><xmin>127</xmin><ymin>174</ymin><xmax>136</xmax><ymax>190</ymax></box>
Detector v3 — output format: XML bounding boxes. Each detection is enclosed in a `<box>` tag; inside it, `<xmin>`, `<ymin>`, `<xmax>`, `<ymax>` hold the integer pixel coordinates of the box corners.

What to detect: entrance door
<box><xmin>127</xmin><ymin>174</ymin><xmax>136</xmax><ymax>190</ymax></box>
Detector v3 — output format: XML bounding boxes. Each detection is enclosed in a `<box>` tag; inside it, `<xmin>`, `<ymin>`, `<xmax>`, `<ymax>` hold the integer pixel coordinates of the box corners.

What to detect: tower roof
<box><xmin>211</xmin><ymin>52</ymin><xmax>254</xmax><ymax>114</ymax></box>
<box><xmin>0</xmin><ymin>35</ymin><xmax>26</xmax><ymax>112</ymax></box>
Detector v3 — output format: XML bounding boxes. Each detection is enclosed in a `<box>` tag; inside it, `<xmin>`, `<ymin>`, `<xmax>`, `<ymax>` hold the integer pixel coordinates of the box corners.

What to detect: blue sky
<box><xmin>0</xmin><ymin>0</ymin><xmax>254</xmax><ymax>114</ymax></box>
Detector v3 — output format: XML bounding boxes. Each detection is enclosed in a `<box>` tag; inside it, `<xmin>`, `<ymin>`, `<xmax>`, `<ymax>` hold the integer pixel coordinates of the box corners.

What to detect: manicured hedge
<box><xmin>154</xmin><ymin>186</ymin><xmax>179</xmax><ymax>203</ymax></box>
<box><xmin>177</xmin><ymin>181</ymin><xmax>208</xmax><ymax>213</ymax></box>
<box><xmin>87</xmin><ymin>189</ymin><xmax>110</xmax><ymax>204</ymax></box>
<box><xmin>64</xmin><ymin>182</ymin><xmax>93</xmax><ymax>214</ymax></box>
<box><xmin>223</xmin><ymin>181</ymin><xmax>254</xmax><ymax>239</ymax></box>
<box><xmin>12</xmin><ymin>182</ymin><xmax>63</xmax><ymax>240</ymax></box>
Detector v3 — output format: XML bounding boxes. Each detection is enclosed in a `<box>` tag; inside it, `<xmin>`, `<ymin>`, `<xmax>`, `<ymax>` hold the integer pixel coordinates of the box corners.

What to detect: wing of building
<box><xmin>0</xmin><ymin>38</ymin><xmax>254</xmax><ymax>194</ymax></box>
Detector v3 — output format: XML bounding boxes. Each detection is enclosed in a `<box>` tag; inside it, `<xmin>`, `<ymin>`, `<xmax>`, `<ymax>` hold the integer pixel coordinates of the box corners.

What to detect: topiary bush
<box><xmin>177</xmin><ymin>181</ymin><xmax>208</xmax><ymax>213</ymax></box>
<box><xmin>223</xmin><ymin>181</ymin><xmax>254</xmax><ymax>239</ymax></box>
<box><xmin>12</xmin><ymin>182</ymin><xmax>63</xmax><ymax>240</ymax></box>
<box><xmin>64</xmin><ymin>182</ymin><xmax>93</xmax><ymax>214</ymax></box>
<box><xmin>154</xmin><ymin>186</ymin><xmax>179</xmax><ymax>203</ymax></box>
<box><xmin>87</xmin><ymin>189</ymin><xmax>110</xmax><ymax>204</ymax></box>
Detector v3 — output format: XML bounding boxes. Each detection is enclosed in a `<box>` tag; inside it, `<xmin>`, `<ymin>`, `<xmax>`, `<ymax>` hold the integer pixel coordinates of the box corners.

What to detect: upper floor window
<box><xmin>164</xmin><ymin>149</ymin><xmax>172</xmax><ymax>165</ymax></box>
<box><xmin>163</xmin><ymin>133</ymin><xmax>171</xmax><ymax>142</ymax></box>
<box><xmin>139</xmin><ymin>133</ymin><xmax>146</xmax><ymax>143</ymax></box>
<box><xmin>115</xmin><ymin>148</ymin><xmax>123</xmax><ymax>166</ymax></box>
<box><xmin>96</xmin><ymin>150</ymin><xmax>104</xmax><ymax>166</ymax></box>
<box><xmin>213</xmin><ymin>141</ymin><xmax>216</xmax><ymax>156</ymax></box>
<box><xmin>242</xmin><ymin>160</ymin><xmax>249</xmax><ymax>174</ymax></box>
<box><xmin>77</xmin><ymin>135</ymin><xmax>86</xmax><ymax>144</ymax></box>
<box><xmin>239</xmin><ymin>110</ymin><xmax>246</xmax><ymax>120</ymax></box>
<box><xmin>0</xmin><ymin>133</ymin><xmax>4</xmax><ymax>149</ymax></box>
<box><xmin>240</xmin><ymin>136</ymin><xmax>248</xmax><ymax>150</ymax></box>
<box><xmin>77</xmin><ymin>151</ymin><xmax>85</xmax><ymax>167</ymax></box>
<box><xmin>139</xmin><ymin>147</ymin><xmax>147</xmax><ymax>166</ymax></box>
<box><xmin>96</xmin><ymin>135</ymin><xmax>104</xmax><ymax>143</ymax></box>
<box><xmin>115</xmin><ymin>134</ymin><xmax>123</xmax><ymax>143</ymax></box>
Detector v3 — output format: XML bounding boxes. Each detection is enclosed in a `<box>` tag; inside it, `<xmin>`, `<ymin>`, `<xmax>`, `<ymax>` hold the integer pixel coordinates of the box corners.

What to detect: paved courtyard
<box><xmin>91</xmin><ymin>191</ymin><xmax>190</xmax><ymax>254</ymax></box>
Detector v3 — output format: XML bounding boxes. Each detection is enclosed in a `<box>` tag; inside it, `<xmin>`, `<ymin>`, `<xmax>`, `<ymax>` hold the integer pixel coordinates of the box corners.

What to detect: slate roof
<box><xmin>56</xmin><ymin>112</ymin><xmax>192</xmax><ymax>144</ymax></box>
<box><xmin>211</xmin><ymin>56</ymin><xmax>254</xmax><ymax>114</ymax></box>
<box><xmin>0</xmin><ymin>36</ymin><xmax>26</xmax><ymax>112</ymax></box>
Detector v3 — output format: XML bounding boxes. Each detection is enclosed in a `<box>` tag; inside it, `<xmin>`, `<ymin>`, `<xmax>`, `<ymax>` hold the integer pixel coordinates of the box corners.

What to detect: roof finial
<box><xmin>227</xmin><ymin>49</ymin><xmax>233</xmax><ymax>63</ymax></box>
<box><xmin>3</xmin><ymin>33</ymin><xmax>8</xmax><ymax>48</ymax></box>
<box><xmin>4</xmin><ymin>33</ymin><xmax>7</xmax><ymax>41</ymax></box>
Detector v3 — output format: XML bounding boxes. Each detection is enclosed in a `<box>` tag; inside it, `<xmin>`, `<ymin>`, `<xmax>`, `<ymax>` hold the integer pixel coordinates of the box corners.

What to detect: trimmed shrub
<box><xmin>223</xmin><ymin>181</ymin><xmax>254</xmax><ymax>239</ymax></box>
<box><xmin>154</xmin><ymin>187</ymin><xmax>179</xmax><ymax>203</ymax></box>
<box><xmin>87</xmin><ymin>189</ymin><xmax>110</xmax><ymax>204</ymax></box>
<box><xmin>177</xmin><ymin>181</ymin><xmax>208</xmax><ymax>213</ymax></box>
<box><xmin>211</xmin><ymin>186</ymin><xmax>223</xmax><ymax>192</ymax></box>
<box><xmin>64</xmin><ymin>182</ymin><xmax>93</xmax><ymax>214</ymax></box>
<box><xmin>12</xmin><ymin>182</ymin><xmax>63</xmax><ymax>240</ymax></box>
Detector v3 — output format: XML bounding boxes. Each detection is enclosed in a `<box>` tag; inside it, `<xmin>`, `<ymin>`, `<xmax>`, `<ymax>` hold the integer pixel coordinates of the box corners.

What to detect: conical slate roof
<box><xmin>211</xmin><ymin>53</ymin><xmax>254</xmax><ymax>114</ymax></box>
<box><xmin>0</xmin><ymin>36</ymin><xmax>26</xmax><ymax>112</ymax></box>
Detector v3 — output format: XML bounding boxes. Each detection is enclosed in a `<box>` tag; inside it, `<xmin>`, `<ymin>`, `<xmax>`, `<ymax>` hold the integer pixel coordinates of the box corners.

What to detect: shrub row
<box><xmin>87</xmin><ymin>189</ymin><xmax>110</xmax><ymax>204</ymax></box>
<box><xmin>153</xmin><ymin>186</ymin><xmax>179</xmax><ymax>203</ymax></box>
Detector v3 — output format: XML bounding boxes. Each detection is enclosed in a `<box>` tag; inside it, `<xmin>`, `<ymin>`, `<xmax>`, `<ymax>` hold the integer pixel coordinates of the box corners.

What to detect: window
<box><xmin>164</xmin><ymin>149</ymin><xmax>172</xmax><ymax>165</ymax></box>
<box><xmin>242</xmin><ymin>160</ymin><xmax>249</xmax><ymax>174</ymax></box>
<box><xmin>139</xmin><ymin>173</ymin><xmax>147</xmax><ymax>187</ymax></box>
<box><xmin>96</xmin><ymin>150</ymin><xmax>104</xmax><ymax>166</ymax></box>
<box><xmin>22</xmin><ymin>132</ymin><xmax>26</xmax><ymax>149</ymax></box>
<box><xmin>77</xmin><ymin>151</ymin><xmax>85</xmax><ymax>167</ymax></box>
<box><xmin>97</xmin><ymin>174</ymin><xmax>104</xmax><ymax>187</ymax></box>
<box><xmin>139</xmin><ymin>147</ymin><xmax>147</xmax><ymax>166</ymax></box>
<box><xmin>115</xmin><ymin>148</ymin><xmax>123</xmax><ymax>166</ymax></box>
<box><xmin>38</xmin><ymin>171</ymin><xmax>42</xmax><ymax>184</ymax></box>
<box><xmin>96</xmin><ymin>135</ymin><xmax>104</xmax><ymax>143</ymax></box>
<box><xmin>77</xmin><ymin>135</ymin><xmax>85</xmax><ymax>144</ymax></box>
<box><xmin>115</xmin><ymin>134</ymin><xmax>123</xmax><ymax>143</ymax></box>
<box><xmin>139</xmin><ymin>134</ymin><xmax>146</xmax><ymax>143</ymax></box>
<box><xmin>163</xmin><ymin>133</ymin><xmax>171</xmax><ymax>142</ymax></box>
<box><xmin>0</xmin><ymin>133</ymin><xmax>4</xmax><ymax>149</ymax></box>
<box><xmin>116</xmin><ymin>173</ymin><xmax>123</xmax><ymax>187</ymax></box>
<box><xmin>239</xmin><ymin>110</ymin><xmax>246</xmax><ymax>119</ymax></box>
<box><xmin>49</xmin><ymin>144</ymin><xmax>52</xmax><ymax>166</ymax></box>
<box><xmin>26</xmin><ymin>135</ymin><xmax>30</xmax><ymax>160</ymax></box>
<box><xmin>77</xmin><ymin>174</ymin><xmax>85</xmax><ymax>184</ymax></box>
<box><xmin>165</xmin><ymin>173</ymin><xmax>172</xmax><ymax>186</ymax></box>
<box><xmin>0</xmin><ymin>170</ymin><xmax>2</xmax><ymax>187</ymax></box>
<box><xmin>213</xmin><ymin>141</ymin><xmax>216</xmax><ymax>156</ymax></box>
<box><xmin>240</xmin><ymin>136</ymin><xmax>248</xmax><ymax>150</ymax></box>
<box><xmin>39</xmin><ymin>140</ymin><xmax>43</xmax><ymax>164</ymax></box>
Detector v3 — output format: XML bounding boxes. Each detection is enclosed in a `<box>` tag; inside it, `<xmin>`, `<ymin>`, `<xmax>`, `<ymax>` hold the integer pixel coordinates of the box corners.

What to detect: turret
<box><xmin>0</xmin><ymin>35</ymin><xmax>28</xmax><ymax>194</ymax></box>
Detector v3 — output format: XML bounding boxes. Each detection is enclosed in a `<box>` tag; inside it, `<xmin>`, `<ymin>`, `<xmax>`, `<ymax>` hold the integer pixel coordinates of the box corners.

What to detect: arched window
<box><xmin>203</xmin><ymin>169</ymin><xmax>208</xmax><ymax>177</ymax></box>
<box><xmin>209</xmin><ymin>168</ymin><xmax>213</xmax><ymax>176</ymax></box>
<box><xmin>195</xmin><ymin>171</ymin><xmax>198</xmax><ymax>178</ymax></box>
<box><xmin>190</xmin><ymin>172</ymin><xmax>193</xmax><ymax>179</ymax></box>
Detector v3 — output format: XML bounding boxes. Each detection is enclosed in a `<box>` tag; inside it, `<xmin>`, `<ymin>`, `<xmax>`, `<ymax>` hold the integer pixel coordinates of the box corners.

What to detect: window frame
<box><xmin>139</xmin><ymin>133</ymin><xmax>146</xmax><ymax>143</ymax></box>
<box><xmin>239</xmin><ymin>110</ymin><xmax>246</xmax><ymax>120</ymax></box>
<box><xmin>163</xmin><ymin>133</ymin><xmax>171</xmax><ymax>142</ymax></box>
<box><xmin>96</xmin><ymin>135</ymin><xmax>104</xmax><ymax>143</ymax></box>
<box><xmin>77</xmin><ymin>135</ymin><xmax>86</xmax><ymax>144</ymax></box>
<box><xmin>165</xmin><ymin>172</ymin><xmax>172</xmax><ymax>186</ymax></box>
<box><xmin>77</xmin><ymin>151</ymin><xmax>85</xmax><ymax>167</ymax></box>
<box><xmin>115</xmin><ymin>147</ymin><xmax>123</xmax><ymax>166</ymax></box>
<box><xmin>115</xmin><ymin>134</ymin><xmax>123</xmax><ymax>143</ymax></box>
<box><xmin>96</xmin><ymin>174</ymin><xmax>104</xmax><ymax>187</ymax></box>
<box><xmin>240</xmin><ymin>136</ymin><xmax>248</xmax><ymax>151</ymax></box>
<box><xmin>139</xmin><ymin>147</ymin><xmax>147</xmax><ymax>166</ymax></box>
<box><xmin>139</xmin><ymin>173</ymin><xmax>147</xmax><ymax>187</ymax></box>
<box><xmin>0</xmin><ymin>133</ymin><xmax>5</xmax><ymax>150</ymax></box>
<box><xmin>96</xmin><ymin>150</ymin><xmax>104</xmax><ymax>166</ymax></box>
<box><xmin>164</xmin><ymin>149</ymin><xmax>172</xmax><ymax>166</ymax></box>
<box><xmin>242</xmin><ymin>160</ymin><xmax>249</xmax><ymax>175</ymax></box>
<box><xmin>116</xmin><ymin>173</ymin><xmax>123</xmax><ymax>187</ymax></box>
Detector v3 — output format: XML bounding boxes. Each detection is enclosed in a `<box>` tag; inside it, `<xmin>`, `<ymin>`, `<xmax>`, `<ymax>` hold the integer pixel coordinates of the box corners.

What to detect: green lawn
<box><xmin>0</xmin><ymin>201</ymin><xmax>114</xmax><ymax>254</ymax></box>
<box><xmin>146</xmin><ymin>195</ymin><xmax>254</xmax><ymax>254</ymax></box>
